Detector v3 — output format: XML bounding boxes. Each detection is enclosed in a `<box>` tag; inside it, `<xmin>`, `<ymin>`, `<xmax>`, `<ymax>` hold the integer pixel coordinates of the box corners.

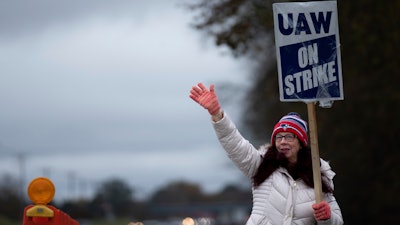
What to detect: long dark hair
<box><xmin>252</xmin><ymin>144</ymin><xmax>333</xmax><ymax>193</ymax></box>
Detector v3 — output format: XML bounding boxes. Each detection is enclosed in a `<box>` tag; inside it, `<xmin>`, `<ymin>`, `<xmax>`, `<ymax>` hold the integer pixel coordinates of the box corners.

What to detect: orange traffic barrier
<box><xmin>23</xmin><ymin>177</ymin><xmax>79</xmax><ymax>225</ymax></box>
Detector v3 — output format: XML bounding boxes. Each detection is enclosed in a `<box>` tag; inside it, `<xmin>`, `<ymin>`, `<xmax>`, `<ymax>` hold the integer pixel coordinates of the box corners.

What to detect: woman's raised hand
<box><xmin>189</xmin><ymin>83</ymin><xmax>221</xmax><ymax>115</ymax></box>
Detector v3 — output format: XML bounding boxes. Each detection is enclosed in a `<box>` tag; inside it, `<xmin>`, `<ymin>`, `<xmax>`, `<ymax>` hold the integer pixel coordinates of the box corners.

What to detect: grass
<box><xmin>1</xmin><ymin>216</ymin><xmax>133</xmax><ymax>225</ymax></box>
<box><xmin>0</xmin><ymin>216</ymin><xmax>20</xmax><ymax>225</ymax></box>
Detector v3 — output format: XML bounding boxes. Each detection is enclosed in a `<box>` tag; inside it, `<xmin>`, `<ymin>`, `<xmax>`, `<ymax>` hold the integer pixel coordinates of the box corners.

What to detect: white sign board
<box><xmin>273</xmin><ymin>1</ymin><xmax>343</xmax><ymax>103</ymax></box>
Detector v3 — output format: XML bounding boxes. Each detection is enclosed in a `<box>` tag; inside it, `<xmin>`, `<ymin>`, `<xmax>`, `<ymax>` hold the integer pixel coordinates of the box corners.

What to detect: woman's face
<box><xmin>275</xmin><ymin>132</ymin><xmax>301</xmax><ymax>164</ymax></box>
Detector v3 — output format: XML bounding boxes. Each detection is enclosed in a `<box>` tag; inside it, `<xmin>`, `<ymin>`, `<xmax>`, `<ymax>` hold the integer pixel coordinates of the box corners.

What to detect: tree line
<box><xmin>0</xmin><ymin>173</ymin><xmax>252</xmax><ymax>224</ymax></box>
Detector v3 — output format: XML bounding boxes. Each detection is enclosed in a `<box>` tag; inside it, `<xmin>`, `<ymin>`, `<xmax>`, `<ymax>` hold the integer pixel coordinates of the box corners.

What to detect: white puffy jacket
<box><xmin>212</xmin><ymin>113</ymin><xmax>343</xmax><ymax>225</ymax></box>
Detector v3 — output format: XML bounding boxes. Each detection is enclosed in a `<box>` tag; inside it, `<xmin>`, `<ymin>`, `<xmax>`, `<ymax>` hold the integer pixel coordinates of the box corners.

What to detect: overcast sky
<box><xmin>0</xmin><ymin>0</ymin><xmax>250</xmax><ymax>201</ymax></box>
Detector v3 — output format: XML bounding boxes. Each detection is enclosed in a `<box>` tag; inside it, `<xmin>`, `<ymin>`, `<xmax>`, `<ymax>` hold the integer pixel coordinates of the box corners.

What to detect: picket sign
<box><xmin>273</xmin><ymin>1</ymin><xmax>343</xmax><ymax>203</ymax></box>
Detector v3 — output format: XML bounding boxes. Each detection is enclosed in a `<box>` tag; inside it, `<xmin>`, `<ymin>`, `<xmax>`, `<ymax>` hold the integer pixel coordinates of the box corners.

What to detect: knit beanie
<box><xmin>271</xmin><ymin>112</ymin><xmax>308</xmax><ymax>147</ymax></box>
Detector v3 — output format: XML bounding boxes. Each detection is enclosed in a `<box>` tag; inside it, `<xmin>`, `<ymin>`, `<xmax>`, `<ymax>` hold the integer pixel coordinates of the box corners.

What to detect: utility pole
<box><xmin>17</xmin><ymin>152</ymin><xmax>27</xmax><ymax>202</ymax></box>
<box><xmin>67</xmin><ymin>171</ymin><xmax>76</xmax><ymax>200</ymax></box>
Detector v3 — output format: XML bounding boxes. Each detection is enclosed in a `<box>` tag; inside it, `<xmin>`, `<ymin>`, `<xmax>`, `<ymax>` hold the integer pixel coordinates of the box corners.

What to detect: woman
<box><xmin>189</xmin><ymin>83</ymin><xmax>343</xmax><ymax>225</ymax></box>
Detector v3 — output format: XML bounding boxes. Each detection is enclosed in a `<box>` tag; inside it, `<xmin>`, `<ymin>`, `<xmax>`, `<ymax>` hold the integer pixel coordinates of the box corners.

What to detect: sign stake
<box><xmin>307</xmin><ymin>102</ymin><xmax>322</xmax><ymax>203</ymax></box>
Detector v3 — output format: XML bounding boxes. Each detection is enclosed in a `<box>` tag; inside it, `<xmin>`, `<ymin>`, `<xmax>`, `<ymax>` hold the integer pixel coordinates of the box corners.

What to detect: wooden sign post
<box><xmin>307</xmin><ymin>102</ymin><xmax>322</xmax><ymax>202</ymax></box>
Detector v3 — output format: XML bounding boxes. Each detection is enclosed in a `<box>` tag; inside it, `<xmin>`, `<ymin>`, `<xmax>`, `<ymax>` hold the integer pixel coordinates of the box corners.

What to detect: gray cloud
<box><xmin>0</xmin><ymin>0</ymin><xmax>181</xmax><ymax>39</ymax></box>
<box><xmin>0</xmin><ymin>0</ymin><xmax>247</xmax><ymax>201</ymax></box>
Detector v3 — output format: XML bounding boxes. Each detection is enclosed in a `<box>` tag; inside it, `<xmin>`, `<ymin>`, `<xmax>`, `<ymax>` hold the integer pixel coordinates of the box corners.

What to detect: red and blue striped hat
<box><xmin>271</xmin><ymin>112</ymin><xmax>308</xmax><ymax>147</ymax></box>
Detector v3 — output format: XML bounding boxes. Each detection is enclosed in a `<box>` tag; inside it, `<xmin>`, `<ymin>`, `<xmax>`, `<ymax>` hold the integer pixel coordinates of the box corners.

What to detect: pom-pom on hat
<box><xmin>271</xmin><ymin>112</ymin><xmax>308</xmax><ymax>147</ymax></box>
